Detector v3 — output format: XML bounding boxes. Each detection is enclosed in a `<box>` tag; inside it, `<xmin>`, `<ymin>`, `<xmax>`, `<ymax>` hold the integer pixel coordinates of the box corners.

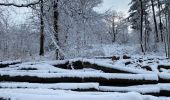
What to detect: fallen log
<box><xmin>99</xmin><ymin>85</ymin><xmax>160</xmax><ymax>96</ymax></box>
<box><xmin>0</xmin><ymin>97</ymin><xmax>8</xmax><ymax>100</ymax></box>
<box><xmin>71</xmin><ymin>60</ymin><xmax>153</xmax><ymax>74</ymax></box>
<box><xmin>72</xmin><ymin>61</ymin><xmax>131</xmax><ymax>73</ymax></box>
<box><xmin>0</xmin><ymin>82</ymin><xmax>99</xmax><ymax>92</ymax></box>
<box><xmin>158</xmin><ymin>65</ymin><xmax>170</xmax><ymax>70</ymax></box>
<box><xmin>159</xmin><ymin>73</ymin><xmax>170</xmax><ymax>83</ymax></box>
<box><xmin>0</xmin><ymin>72</ymin><xmax>158</xmax><ymax>86</ymax></box>
<box><xmin>0</xmin><ymin>60</ymin><xmax>21</xmax><ymax>68</ymax></box>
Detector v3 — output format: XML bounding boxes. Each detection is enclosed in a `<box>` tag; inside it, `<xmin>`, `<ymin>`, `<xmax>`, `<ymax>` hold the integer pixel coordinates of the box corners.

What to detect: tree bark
<box><xmin>39</xmin><ymin>0</ymin><xmax>45</xmax><ymax>56</ymax></box>
<box><xmin>168</xmin><ymin>5</ymin><xmax>170</xmax><ymax>58</ymax></box>
<box><xmin>151</xmin><ymin>0</ymin><xmax>159</xmax><ymax>42</ymax></box>
<box><xmin>139</xmin><ymin>0</ymin><xmax>145</xmax><ymax>53</ymax></box>
<box><xmin>144</xmin><ymin>15</ymin><xmax>148</xmax><ymax>51</ymax></box>
<box><xmin>157</xmin><ymin>0</ymin><xmax>163</xmax><ymax>42</ymax></box>
<box><xmin>53</xmin><ymin>0</ymin><xmax>60</xmax><ymax>59</ymax></box>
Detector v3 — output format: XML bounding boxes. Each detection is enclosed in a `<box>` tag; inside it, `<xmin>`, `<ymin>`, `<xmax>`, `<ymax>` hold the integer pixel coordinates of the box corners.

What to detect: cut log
<box><xmin>99</xmin><ymin>85</ymin><xmax>160</xmax><ymax>96</ymax></box>
<box><xmin>159</xmin><ymin>73</ymin><xmax>170</xmax><ymax>83</ymax></box>
<box><xmin>95</xmin><ymin>56</ymin><xmax>113</xmax><ymax>59</ymax></box>
<box><xmin>0</xmin><ymin>72</ymin><xmax>158</xmax><ymax>86</ymax></box>
<box><xmin>160</xmin><ymin>90</ymin><xmax>170</xmax><ymax>96</ymax></box>
<box><xmin>52</xmin><ymin>61</ymin><xmax>69</xmax><ymax>69</ymax></box>
<box><xmin>0</xmin><ymin>82</ymin><xmax>99</xmax><ymax>92</ymax></box>
<box><xmin>71</xmin><ymin>61</ymin><xmax>132</xmax><ymax>73</ymax></box>
<box><xmin>158</xmin><ymin>65</ymin><xmax>170</xmax><ymax>70</ymax></box>
<box><xmin>71</xmin><ymin>60</ymin><xmax>152</xmax><ymax>74</ymax></box>
<box><xmin>0</xmin><ymin>60</ymin><xmax>21</xmax><ymax>68</ymax></box>
<box><xmin>123</xmin><ymin>55</ymin><xmax>131</xmax><ymax>59</ymax></box>
<box><xmin>112</xmin><ymin>56</ymin><xmax>120</xmax><ymax>61</ymax></box>
<box><xmin>0</xmin><ymin>97</ymin><xmax>8</xmax><ymax>100</ymax></box>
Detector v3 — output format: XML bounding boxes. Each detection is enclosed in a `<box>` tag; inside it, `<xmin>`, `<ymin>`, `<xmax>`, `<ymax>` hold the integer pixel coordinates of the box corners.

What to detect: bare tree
<box><xmin>0</xmin><ymin>0</ymin><xmax>40</xmax><ymax>7</ymax></box>
<box><xmin>0</xmin><ymin>0</ymin><xmax>45</xmax><ymax>56</ymax></box>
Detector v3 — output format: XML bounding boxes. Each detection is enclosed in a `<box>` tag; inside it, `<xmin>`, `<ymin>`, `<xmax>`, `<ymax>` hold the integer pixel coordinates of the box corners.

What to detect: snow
<box><xmin>159</xmin><ymin>73</ymin><xmax>170</xmax><ymax>79</ymax></box>
<box><xmin>0</xmin><ymin>70</ymin><xmax>158</xmax><ymax>80</ymax></box>
<box><xmin>43</xmin><ymin>60</ymin><xmax>69</xmax><ymax>66</ymax></box>
<box><xmin>2</xmin><ymin>57</ymin><xmax>169</xmax><ymax>75</ymax></box>
<box><xmin>0</xmin><ymin>84</ymin><xmax>170</xmax><ymax>100</ymax></box>
<box><xmin>0</xmin><ymin>61</ymin><xmax>103</xmax><ymax>74</ymax></box>
<box><xmin>0</xmin><ymin>60</ymin><xmax>21</xmax><ymax>64</ymax></box>
<box><xmin>0</xmin><ymin>58</ymin><xmax>159</xmax><ymax>80</ymax></box>
<box><xmin>0</xmin><ymin>89</ymin><xmax>143</xmax><ymax>100</ymax></box>
<box><xmin>70</xmin><ymin>58</ymin><xmax>155</xmax><ymax>74</ymax></box>
<box><xmin>0</xmin><ymin>57</ymin><xmax>170</xmax><ymax>99</ymax></box>
<box><xmin>3</xmin><ymin>83</ymin><xmax>170</xmax><ymax>94</ymax></box>
<box><xmin>158</xmin><ymin>83</ymin><xmax>170</xmax><ymax>91</ymax></box>
<box><xmin>0</xmin><ymin>82</ymin><xmax>99</xmax><ymax>90</ymax></box>
<box><xmin>0</xmin><ymin>89</ymin><xmax>170</xmax><ymax>100</ymax></box>
<box><xmin>102</xmin><ymin>44</ymin><xmax>140</xmax><ymax>56</ymax></box>
<box><xmin>99</xmin><ymin>85</ymin><xmax>160</xmax><ymax>94</ymax></box>
<box><xmin>100</xmin><ymin>83</ymin><xmax>170</xmax><ymax>94</ymax></box>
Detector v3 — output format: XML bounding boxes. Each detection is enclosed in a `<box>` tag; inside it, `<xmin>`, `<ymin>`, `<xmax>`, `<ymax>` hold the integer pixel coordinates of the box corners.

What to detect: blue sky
<box><xmin>96</xmin><ymin>0</ymin><xmax>131</xmax><ymax>15</ymax></box>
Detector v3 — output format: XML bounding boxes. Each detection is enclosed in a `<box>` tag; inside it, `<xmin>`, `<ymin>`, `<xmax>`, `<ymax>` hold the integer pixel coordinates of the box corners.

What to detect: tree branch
<box><xmin>0</xmin><ymin>0</ymin><xmax>40</xmax><ymax>7</ymax></box>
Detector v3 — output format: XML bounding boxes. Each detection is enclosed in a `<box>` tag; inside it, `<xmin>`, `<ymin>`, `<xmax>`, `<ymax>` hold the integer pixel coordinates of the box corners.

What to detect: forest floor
<box><xmin>0</xmin><ymin>55</ymin><xmax>170</xmax><ymax>100</ymax></box>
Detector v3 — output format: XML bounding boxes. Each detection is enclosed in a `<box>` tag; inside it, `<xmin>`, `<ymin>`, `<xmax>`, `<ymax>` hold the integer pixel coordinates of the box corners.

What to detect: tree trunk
<box><xmin>163</xmin><ymin>13</ymin><xmax>168</xmax><ymax>57</ymax></box>
<box><xmin>139</xmin><ymin>0</ymin><xmax>145</xmax><ymax>53</ymax></box>
<box><xmin>144</xmin><ymin>15</ymin><xmax>148</xmax><ymax>51</ymax></box>
<box><xmin>151</xmin><ymin>0</ymin><xmax>159</xmax><ymax>42</ymax></box>
<box><xmin>157</xmin><ymin>0</ymin><xmax>163</xmax><ymax>42</ymax></box>
<box><xmin>39</xmin><ymin>0</ymin><xmax>45</xmax><ymax>56</ymax></box>
<box><xmin>112</xmin><ymin>17</ymin><xmax>116</xmax><ymax>42</ymax></box>
<box><xmin>53</xmin><ymin>0</ymin><xmax>60</xmax><ymax>60</ymax></box>
<box><xmin>168</xmin><ymin>6</ymin><xmax>170</xmax><ymax>58</ymax></box>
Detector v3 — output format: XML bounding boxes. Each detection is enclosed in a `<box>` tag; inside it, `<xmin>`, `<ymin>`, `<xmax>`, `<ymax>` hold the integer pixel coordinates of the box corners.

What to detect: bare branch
<box><xmin>0</xmin><ymin>0</ymin><xmax>40</xmax><ymax>7</ymax></box>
